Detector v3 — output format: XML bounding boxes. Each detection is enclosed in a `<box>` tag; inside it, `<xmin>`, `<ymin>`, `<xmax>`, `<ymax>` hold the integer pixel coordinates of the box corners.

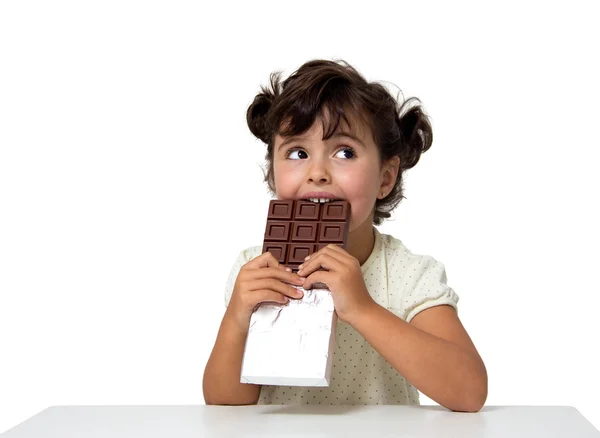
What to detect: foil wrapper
<box><xmin>240</xmin><ymin>286</ymin><xmax>337</xmax><ymax>387</ymax></box>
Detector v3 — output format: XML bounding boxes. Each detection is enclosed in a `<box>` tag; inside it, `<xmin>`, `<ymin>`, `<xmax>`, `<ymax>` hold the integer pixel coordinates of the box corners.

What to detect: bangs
<box><xmin>273</xmin><ymin>89</ymin><xmax>372</xmax><ymax>144</ymax></box>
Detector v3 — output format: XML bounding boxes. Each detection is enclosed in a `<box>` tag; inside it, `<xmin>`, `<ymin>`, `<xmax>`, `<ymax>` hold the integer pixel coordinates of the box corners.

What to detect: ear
<box><xmin>379</xmin><ymin>156</ymin><xmax>400</xmax><ymax>197</ymax></box>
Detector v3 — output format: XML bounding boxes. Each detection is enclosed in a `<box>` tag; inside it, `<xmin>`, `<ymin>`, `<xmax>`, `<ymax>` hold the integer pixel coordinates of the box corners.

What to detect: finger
<box><xmin>302</xmin><ymin>245</ymin><xmax>349</xmax><ymax>266</ymax></box>
<box><xmin>269</xmin><ymin>253</ymin><xmax>300</xmax><ymax>278</ymax></box>
<box><xmin>246</xmin><ymin>251</ymin><xmax>282</xmax><ymax>270</ymax></box>
<box><xmin>302</xmin><ymin>270</ymin><xmax>334</xmax><ymax>290</ymax></box>
<box><xmin>297</xmin><ymin>251</ymin><xmax>346</xmax><ymax>277</ymax></box>
<box><xmin>245</xmin><ymin>253</ymin><xmax>303</xmax><ymax>283</ymax></box>
<box><xmin>256</xmin><ymin>290</ymin><xmax>290</xmax><ymax>305</ymax></box>
<box><xmin>320</xmin><ymin>243</ymin><xmax>350</xmax><ymax>257</ymax></box>
<box><xmin>301</xmin><ymin>244</ymin><xmax>347</xmax><ymax>263</ymax></box>
<box><xmin>250</xmin><ymin>279</ymin><xmax>304</xmax><ymax>299</ymax></box>
<box><xmin>248</xmin><ymin>266</ymin><xmax>306</xmax><ymax>286</ymax></box>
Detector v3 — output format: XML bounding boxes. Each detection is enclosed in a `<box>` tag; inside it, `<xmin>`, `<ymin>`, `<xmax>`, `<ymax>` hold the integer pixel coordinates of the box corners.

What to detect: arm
<box><xmin>347</xmin><ymin>303</ymin><xmax>487</xmax><ymax>412</ymax></box>
<box><xmin>202</xmin><ymin>307</ymin><xmax>261</xmax><ymax>405</ymax></box>
<box><xmin>203</xmin><ymin>251</ymin><xmax>304</xmax><ymax>405</ymax></box>
<box><xmin>295</xmin><ymin>244</ymin><xmax>486</xmax><ymax>411</ymax></box>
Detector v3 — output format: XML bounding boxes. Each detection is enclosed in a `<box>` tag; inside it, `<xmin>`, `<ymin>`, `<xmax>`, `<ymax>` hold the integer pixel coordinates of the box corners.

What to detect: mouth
<box><xmin>300</xmin><ymin>197</ymin><xmax>343</xmax><ymax>204</ymax></box>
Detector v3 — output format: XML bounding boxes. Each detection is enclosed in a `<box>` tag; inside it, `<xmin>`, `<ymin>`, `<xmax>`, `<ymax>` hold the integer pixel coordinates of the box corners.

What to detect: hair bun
<box><xmin>247</xmin><ymin>72</ymin><xmax>285</xmax><ymax>145</ymax></box>
<box><xmin>246</xmin><ymin>93</ymin><xmax>273</xmax><ymax>144</ymax></box>
<box><xmin>399</xmin><ymin>106</ymin><xmax>419</xmax><ymax>138</ymax></box>
<box><xmin>397</xmin><ymin>98</ymin><xmax>433</xmax><ymax>170</ymax></box>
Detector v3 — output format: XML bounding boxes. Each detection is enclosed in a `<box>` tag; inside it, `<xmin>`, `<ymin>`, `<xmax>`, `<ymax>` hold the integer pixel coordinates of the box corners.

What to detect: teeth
<box><xmin>308</xmin><ymin>198</ymin><xmax>334</xmax><ymax>203</ymax></box>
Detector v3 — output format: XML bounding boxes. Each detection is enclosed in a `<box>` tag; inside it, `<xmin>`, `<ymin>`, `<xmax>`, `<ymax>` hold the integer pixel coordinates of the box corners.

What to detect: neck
<box><xmin>346</xmin><ymin>221</ymin><xmax>375</xmax><ymax>266</ymax></box>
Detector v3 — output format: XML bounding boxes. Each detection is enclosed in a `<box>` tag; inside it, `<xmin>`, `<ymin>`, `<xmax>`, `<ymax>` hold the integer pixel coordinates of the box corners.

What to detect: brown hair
<box><xmin>246</xmin><ymin>59</ymin><xmax>433</xmax><ymax>225</ymax></box>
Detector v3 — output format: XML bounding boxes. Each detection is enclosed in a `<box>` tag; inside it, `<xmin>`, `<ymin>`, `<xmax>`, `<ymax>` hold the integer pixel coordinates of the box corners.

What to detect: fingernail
<box><xmin>298</xmin><ymin>264</ymin><xmax>304</xmax><ymax>270</ymax></box>
<box><xmin>304</xmin><ymin>255</ymin><xmax>310</xmax><ymax>261</ymax></box>
<box><xmin>285</xmin><ymin>267</ymin><xmax>292</xmax><ymax>272</ymax></box>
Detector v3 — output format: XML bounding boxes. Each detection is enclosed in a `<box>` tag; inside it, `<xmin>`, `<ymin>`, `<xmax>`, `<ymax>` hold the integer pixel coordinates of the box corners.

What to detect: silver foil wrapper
<box><xmin>240</xmin><ymin>286</ymin><xmax>337</xmax><ymax>387</ymax></box>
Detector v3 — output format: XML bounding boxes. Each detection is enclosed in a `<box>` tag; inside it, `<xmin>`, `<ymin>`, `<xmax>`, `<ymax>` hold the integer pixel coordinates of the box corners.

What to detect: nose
<box><xmin>307</xmin><ymin>158</ymin><xmax>331</xmax><ymax>184</ymax></box>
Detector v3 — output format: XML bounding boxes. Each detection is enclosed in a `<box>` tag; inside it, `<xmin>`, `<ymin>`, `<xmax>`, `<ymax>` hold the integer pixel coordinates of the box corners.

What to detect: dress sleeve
<box><xmin>224</xmin><ymin>249</ymin><xmax>251</xmax><ymax>308</ymax></box>
<box><xmin>399</xmin><ymin>255</ymin><xmax>460</xmax><ymax>323</ymax></box>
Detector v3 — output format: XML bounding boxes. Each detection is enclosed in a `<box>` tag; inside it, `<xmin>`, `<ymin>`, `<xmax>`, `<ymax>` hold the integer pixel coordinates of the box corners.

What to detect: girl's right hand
<box><xmin>226</xmin><ymin>252</ymin><xmax>306</xmax><ymax>332</ymax></box>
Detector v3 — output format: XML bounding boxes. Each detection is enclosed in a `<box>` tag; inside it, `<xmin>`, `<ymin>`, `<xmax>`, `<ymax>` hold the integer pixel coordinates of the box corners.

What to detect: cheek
<box><xmin>273</xmin><ymin>162</ymin><xmax>302</xmax><ymax>194</ymax></box>
<box><xmin>337</xmin><ymin>172</ymin><xmax>379</xmax><ymax>226</ymax></box>
<box><xmin>339</xmin><ymin>172</ymin><xmax>377</xmax><ymax>200</ymax></box>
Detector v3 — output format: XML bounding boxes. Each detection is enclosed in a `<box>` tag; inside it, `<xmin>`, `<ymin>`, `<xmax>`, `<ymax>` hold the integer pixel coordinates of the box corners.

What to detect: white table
<box><xmin>2</xmin><ymin>405</ymin><xmax>598</xmax><ymax>437</ymax></box>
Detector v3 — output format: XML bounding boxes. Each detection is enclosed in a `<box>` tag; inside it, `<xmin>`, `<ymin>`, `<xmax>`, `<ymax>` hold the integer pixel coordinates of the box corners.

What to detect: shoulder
<box><xmin>380</xmin><ymin>230</ymin><xmax>449</xmax><ymax>285</ymax></box>
<box><xmin>378</xmin><ymin>231</ymin><xmax>449</xmax><ymax>292</ymax></box>
<box><xmin>239</xmin><ymin>245</ymin><xmax>264</xmax><ymax>262</ymax></box>
<box><xmin>225</xmin><ymin>244</ymin><xmax>263</xmax><ymax>280</ymax></box>
<box><xmin>224</xmin><ymin>242</ymin><xmax>262</xmax><ymax>264</ymax></box>
<box><xmin>224</xmin><ymin>244</ymin><xmax>264</xmax><ymax>306</ymax></box>
<box><xmin>374</xmin><ymin>228</ymin><xmax>459</xmax><ymax>317</ymax></box>
<box><xmin>375</xmin><ymin>227</ymin><xmax>437</xmax><ymax>268</ymax></box>
<box><xmin>377</xmin><ymin>229</ymin><xmax>409</xmax><ymax>256</ymax></box>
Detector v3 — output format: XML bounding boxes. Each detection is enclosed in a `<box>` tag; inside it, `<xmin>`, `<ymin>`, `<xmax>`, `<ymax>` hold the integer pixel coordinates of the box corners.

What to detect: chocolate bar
<box><xmin>262</xmin><ymin>199</ymin><xmax>351</xmax><ymax>273</ymax></box>
<box><xmin>241</xmin><ymin>199</ymin><xmax>348</xmax><ymax>387</ymax></box>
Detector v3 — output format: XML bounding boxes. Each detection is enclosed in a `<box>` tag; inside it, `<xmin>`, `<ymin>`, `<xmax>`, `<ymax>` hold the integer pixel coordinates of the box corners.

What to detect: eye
<box><xmin>287</xmin><ymin>149</ymin><xmax>308</xmax><ymax>160</ymax></box>
<box><xmin>335</xmin><ymin>147</ymin><xmax>356</xmax><ymax>159</ymax></box>
<box><xmin>285</xmin><ymin>147</ymin><xmax>356</xmax><ymax>160</ymax></box>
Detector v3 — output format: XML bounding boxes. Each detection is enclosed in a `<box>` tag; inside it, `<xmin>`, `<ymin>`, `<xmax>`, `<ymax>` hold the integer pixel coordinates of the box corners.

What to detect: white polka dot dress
<box><xmin>223</xmin><ymin>226</ymin><xmax>460</xmax><ymax>405</ymax></box>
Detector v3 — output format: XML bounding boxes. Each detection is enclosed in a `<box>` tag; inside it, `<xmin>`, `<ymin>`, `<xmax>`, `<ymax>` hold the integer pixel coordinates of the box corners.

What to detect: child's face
<box><xmin>272</xmin><ymin>111</ymin><xmax>394</xmax><ymax>233</ymax></box>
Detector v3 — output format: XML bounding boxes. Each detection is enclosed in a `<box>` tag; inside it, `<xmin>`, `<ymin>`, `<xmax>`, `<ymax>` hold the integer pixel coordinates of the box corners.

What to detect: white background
<box><xmin>1</xmin><ymin>0</ymin><xmax>599</xmax><ymax>433</ymax></box>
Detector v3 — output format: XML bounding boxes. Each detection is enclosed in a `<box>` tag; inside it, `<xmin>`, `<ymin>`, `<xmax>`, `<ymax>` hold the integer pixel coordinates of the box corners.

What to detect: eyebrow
<box><xmin>278</xmin><ymin>132</ymin><xmax>366</xmax><ymax>150</ymax></box>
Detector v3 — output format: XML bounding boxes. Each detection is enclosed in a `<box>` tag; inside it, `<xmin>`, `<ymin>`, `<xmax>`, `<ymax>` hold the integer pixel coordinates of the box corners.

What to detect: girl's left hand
<box><xmin>297</xmin><ymin>244</ymin><xmax>376</xmax><ymax>324</ymax></box>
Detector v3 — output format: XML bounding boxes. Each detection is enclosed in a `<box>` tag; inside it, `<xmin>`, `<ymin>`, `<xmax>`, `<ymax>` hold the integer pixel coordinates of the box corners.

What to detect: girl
<box><xmin>203</xmin><ymin>59</ymin><xmax>487</xmax><ymax>412</ymax></box>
